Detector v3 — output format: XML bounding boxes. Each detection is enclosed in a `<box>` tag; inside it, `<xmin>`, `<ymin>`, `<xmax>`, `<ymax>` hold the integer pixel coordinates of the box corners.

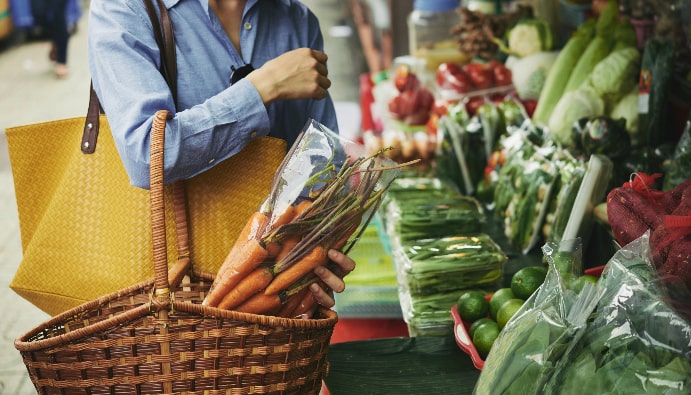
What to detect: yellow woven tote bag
<box><xmin>7</xmin><ymin>113</ymin><xmax>285</xmax><ymax>316</ymax></box>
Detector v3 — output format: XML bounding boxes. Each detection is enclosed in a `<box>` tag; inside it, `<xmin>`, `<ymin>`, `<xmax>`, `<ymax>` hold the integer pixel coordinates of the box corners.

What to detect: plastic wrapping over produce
<box><xmin>495</xmin><ymin>144</ymin><xmax>558</xmax><ymax>254</ymax></box>
<box><xmin>394</xmin><ymin>234</ymin><xmax>506</xmax><ymax>337</ymax></box>
<box><xmin>473</xmin><ymin>238</ymin><xmax>601</xmax><ymax>395</ymax></box>
<box><xmin>474</xmin><ymin>233</ymin><xmax>691</xmax><ymax>395</ymax></box>
<box><xmin>546</xmin><ymin>233</ymin><xmax>691</xmax><ymax>394</ymax></box>
<box><xmin>385</xmin><ymin>195</ymin><xmax>486</xmax><ymax>242</ymax></box>
<box><xmin>396</xmin><ymin>235</ymin><xmax>506</xmax><ymax>295</ymax></box>
<box><xmin>203</xmin><ymin>119</ymin><xmax>404</xmax><ymax>315</ymax></box>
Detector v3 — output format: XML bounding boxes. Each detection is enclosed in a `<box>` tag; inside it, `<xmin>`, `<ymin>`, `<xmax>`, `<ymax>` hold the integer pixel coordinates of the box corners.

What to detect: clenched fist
<box><xmin>247</xmin><ymin>48</ymin><xmax>332</xmax><ymax>103</ymax></box>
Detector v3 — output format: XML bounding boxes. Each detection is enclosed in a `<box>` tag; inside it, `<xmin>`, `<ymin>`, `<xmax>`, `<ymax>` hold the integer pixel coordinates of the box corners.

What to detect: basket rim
<box><xmin>14</xmin><ymin>273</ymin><xmax>338</xmax><ymax>352</ymax></box>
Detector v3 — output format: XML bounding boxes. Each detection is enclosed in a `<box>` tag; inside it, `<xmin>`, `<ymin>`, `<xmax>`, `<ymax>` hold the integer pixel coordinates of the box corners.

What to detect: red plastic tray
<box><xmin>450</xmin><ymin>302</ymin><xmax>488</xmax><ymax>370</ymax></box>
<box><xmin>451</xmin><ymin>267</ymin><xmax>606</xmax><ymax>370</ymax></box>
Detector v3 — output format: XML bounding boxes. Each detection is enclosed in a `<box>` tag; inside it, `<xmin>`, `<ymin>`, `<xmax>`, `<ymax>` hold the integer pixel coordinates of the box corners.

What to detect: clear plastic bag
<box><xmin>474</xmin><ymin>233</ymin><xmax>691</xmax><ymax>395</ymax></box>
<box><xmin>546</xmin><ymin>232</ymin><xmax>691</xmax><ymax>394</ymax></box>
<box><xmin>473</xmin><ymin>238</ymin><xmax>601</xmax><ymax>395</ymax></box>
<box><xmin>203</xmin><ymin>119</ymin><xmax>404</xmax><ymax>315</ymax></box>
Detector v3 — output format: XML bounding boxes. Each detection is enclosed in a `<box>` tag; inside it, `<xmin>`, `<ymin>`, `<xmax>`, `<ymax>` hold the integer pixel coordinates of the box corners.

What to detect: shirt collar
<box><xmin>192</xmin><ymin>0</ymin><xmax>260</xmax><ymax>17</ymax></box>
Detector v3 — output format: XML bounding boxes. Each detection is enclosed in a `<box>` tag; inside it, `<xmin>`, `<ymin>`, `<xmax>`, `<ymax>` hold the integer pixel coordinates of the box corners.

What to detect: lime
<box><xmin>457</xmin><ymin>291</ymin><xmax>490</xmax><ymax>323</ymax></box>
<box><xmin>571</xmin><ymin>274</ymin><xmax>598</xmax><ymax>293</ymax></box>
<box><xmin>496</xmin><ymin>298</ymin><xmax>524</xmax><ymax>329</ymax></box>
<box><xmin>489</xmin><ymin>287</ymin><xmax>514</xmax><ymax>320</ymax></box>
<box><xmin>468</xmin><ymin>317</ymin><xmax>495</xmax><ymax>339</ymax></box>
<box><xmin>511</xmin><ymin>266</ymin><xmax>548</xmax><ymax>300</ymax></box>
<box><xmin>472</xmin><ymin>319</ymin><xmax>500</xmax><ymax>358</ymax></box>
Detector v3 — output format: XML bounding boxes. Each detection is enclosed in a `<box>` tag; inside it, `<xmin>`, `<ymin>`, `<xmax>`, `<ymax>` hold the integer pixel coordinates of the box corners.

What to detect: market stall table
<box><xmin>324</xmin><ymin>336</ymin><xmax>481</xmax><ymax>394</ymax></box>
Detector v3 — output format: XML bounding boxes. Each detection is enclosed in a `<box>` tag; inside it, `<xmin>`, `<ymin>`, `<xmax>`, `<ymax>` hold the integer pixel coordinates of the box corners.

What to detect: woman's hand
<box><xmin>247</xmin><ymin>48</ymin><xmax>332</xmax><ymax>103</ymax></box>
<box><xmin>298</xmin><ymin>249</ymin><xmax>355</xmax><ymax>318</ymax></box>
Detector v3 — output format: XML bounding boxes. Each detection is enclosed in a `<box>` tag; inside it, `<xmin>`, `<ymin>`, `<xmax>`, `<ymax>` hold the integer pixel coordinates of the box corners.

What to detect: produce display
<box><xmin>397</xmin><ymin>234</ymin><xmax>506</xmax><ymax>296</ymax></box>
<box><xmin>452</xmin><ymin>265</ymin><xmax>549</xmax><ymax>362</ymax></box>
<box><xmin>607</xmin><ymin>174</ymin><xmax>691</xmax><ymax>289</ymax></box>
<box><xmin>344</xmin><ymin>0</ymin><xmax>690</xmax><ymax>391</ymax></box>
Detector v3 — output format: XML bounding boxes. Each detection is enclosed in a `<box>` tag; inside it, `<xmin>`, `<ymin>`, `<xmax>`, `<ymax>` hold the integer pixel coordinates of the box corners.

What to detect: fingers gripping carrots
<box><xmin>264</xmin><ymin>246</ymin><xmax>328</xmax><ymax>296</ymax></box>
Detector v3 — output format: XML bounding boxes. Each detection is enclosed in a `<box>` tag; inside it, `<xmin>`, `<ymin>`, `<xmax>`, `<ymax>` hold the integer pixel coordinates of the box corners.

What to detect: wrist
<box><xmin>247</xmin><ymin>72</ymin><xmax>278</xmax><ymax>104</ymax></box>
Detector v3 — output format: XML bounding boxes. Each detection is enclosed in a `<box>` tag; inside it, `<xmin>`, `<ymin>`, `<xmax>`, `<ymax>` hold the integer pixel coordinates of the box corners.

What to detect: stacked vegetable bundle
<box><xmin>381</xmin><ymin>177</ymin><xmax>507</xmax><ymax>336</ymax></box>
<box><xmin>203</xmin><ymin>120</ymin><xmax>407</xmax><ymax>317</ymax></box>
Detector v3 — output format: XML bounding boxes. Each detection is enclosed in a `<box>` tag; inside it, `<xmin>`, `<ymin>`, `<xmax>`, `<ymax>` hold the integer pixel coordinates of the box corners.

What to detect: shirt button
<box><xmin>208</xmin><ymin>158</ymin><xmax>215</xmax><ymax>165</ymax></box>
<box><xmin>244</xmin><ymin>22</ymin><xmax>252</xmax><ymax>30</ymax></box>
<box><xmin>250</xmin><ymin>131</ymin><xmax>257</xmax><ymax>139</ymax></box>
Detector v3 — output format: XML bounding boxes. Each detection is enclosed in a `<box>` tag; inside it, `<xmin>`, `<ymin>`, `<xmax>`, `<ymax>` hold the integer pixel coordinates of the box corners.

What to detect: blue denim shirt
<box><xmin>88</xmin><ymin>0</ymin><xmax>338</xmax><ymax>188</ymax></box>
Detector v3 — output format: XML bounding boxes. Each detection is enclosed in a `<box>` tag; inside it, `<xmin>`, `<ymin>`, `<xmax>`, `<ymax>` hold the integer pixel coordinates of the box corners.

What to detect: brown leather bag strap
<box><xmin>143</xmin><ymin>0</ymin><xmax>178</xmax><ymax>102</ymax></box>
<box><xmin>81</xmin><ymin>82</ymin><xmax>103</xmax><ymax>153</ymax></box>
<box><xmin>82</xmin><ymin>0</ymin><xmax>177</xmax><ymax>154</ymax></box>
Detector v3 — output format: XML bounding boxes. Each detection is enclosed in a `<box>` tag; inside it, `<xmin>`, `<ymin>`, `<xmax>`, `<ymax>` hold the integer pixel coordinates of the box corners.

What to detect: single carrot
<box><xmin>214</xmin><ymin>211</ymin><xmax>269</xmax><ymax>281</ymax></box>
<box><xmin>216</xmin><ymin>266</ymin><xmax>274</xmax><ymax>310</ymax></box>
<box><xmin>233</xmin><ymin>211</ymin><xmax>269</xmax><ymax>246</ymax></box>
<box><xmin>275</xmin><ymin>236</ymin><xmax>300</xmax><ymax>263</ymax></box>
<box><xmin>234</xmin><ymin>291</ymin><xmax>284</xmax><ymax>315</ymax></box>
<box><xmin>289</xmin><ymin>281</ymin><xmax>328</xmax><ymax>317</ymax></box>
<box><xmin>276</xmin><ymin>285</ymin><xmax>311</xmax><ymax>317</ymax></box>
<box><xmin>203</xmin><ymin>238</ymin><xmax>270</xmax><ymax>307</ymax></box>
<box><xmin>264</xmin><ymin>246</ymin><xmax>328</xmax><ymax>295</ymax></box>
<box><xmin>264</xmin><ymin>241</ymin><xmax>282</xmax><ymax>258</ymax></box>
<box><xmin>289</xmin><ymin>289</ymin><xmax>317</xmax><ymax>317</ymax></box>
<box><xmin>267</xmin><ymin>204</ymin><xmax>296</xmax><ymax>232</ymax></box>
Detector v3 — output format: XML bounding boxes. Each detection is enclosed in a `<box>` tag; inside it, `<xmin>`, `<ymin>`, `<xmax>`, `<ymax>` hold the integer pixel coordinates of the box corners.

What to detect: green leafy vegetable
<box><xmin>547</xmin><ymin>84</ymin><xmax>605</xmax><ymax>149</ymax></box>
<box><xmin>509</xmin><ymin>51</ymin><xmax>560</xmax><ymax>100</ymax></box>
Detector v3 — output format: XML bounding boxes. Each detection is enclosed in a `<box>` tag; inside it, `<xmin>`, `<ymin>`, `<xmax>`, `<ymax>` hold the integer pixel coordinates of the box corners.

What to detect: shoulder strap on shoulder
<box><xmin>82</xmin><ymin>0</ymin><xmax>178</xmax><ymax>154</ymax></box>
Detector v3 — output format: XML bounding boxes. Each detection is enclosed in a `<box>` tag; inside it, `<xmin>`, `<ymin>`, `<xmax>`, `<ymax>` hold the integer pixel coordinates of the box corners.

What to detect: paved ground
<box><xmin>0</xmin><ymin>1</ymin><xmax>364</xmax><ymax>393</ymax></box>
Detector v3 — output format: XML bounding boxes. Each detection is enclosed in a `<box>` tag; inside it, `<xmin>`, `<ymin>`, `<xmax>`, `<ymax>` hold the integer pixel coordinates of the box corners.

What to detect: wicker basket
<box><xmin>14</xmin><ymin>110</ymin><xmax>338</xmax><ymax>394</ymax></box>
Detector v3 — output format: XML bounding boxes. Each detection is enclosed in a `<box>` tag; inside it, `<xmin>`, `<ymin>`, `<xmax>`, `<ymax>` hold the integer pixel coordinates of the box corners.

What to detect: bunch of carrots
<box><xmin>202</xmin><ymin>145</ymin><xmax>415</xmax><ymax>317</ymax></box>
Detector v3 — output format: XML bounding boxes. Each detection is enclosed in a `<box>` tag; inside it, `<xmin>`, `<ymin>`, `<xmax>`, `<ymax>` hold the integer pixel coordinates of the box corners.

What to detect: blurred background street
<box><xmin>0</xmin><ymin>0</ymin><xmax>384</xmax><ymax>392</ymax></box>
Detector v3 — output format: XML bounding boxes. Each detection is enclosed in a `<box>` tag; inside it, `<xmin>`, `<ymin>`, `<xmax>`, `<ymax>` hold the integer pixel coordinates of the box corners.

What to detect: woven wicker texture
<box><xmin>14</xmin><ymin>110</ymin><xmax>338</xmax><ymax>394</ymax></box>
<box><xmin>15</xmin><ymin>269</ymin><xmax>337</xmax><ymax>395</ymax></box>
<box><xmin>7</xmin><ymin>115</ymin><xmax>286</xmax><ymax>315</ymax></box>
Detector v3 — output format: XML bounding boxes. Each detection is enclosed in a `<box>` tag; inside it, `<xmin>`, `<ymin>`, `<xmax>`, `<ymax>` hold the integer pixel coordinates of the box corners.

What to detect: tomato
<box><xmin>463</xmin><ymin>63</ymin><xmax>493</xmax><ymax>91</ymax></box>
<box><xmin>394</xmin><ymin>64</ymin><xmax>419</xmax><ymax>92</ymax></box>
<box><xmin>436</xmin><ymin>62</ymin><xmax>462</xmax><ymax>86</ymax></box>
<box><xmin>389</xmin><ymin>87</ymin><xmax>434</xmax><ymax>124</ymax></box>
<box><xmin>388</xmin><ymin>95</ymin><xmax>405</xmax><ymax>120</ymax></box>
<box><xmin>436</xmin><ymin>62</ymin><xmax>474</xmax><ymax>93</ymax></box>
<box><xmin>492</xmin><ymin>64</ymin><xmax>513</xmax><ymax>87</ymax></box>
<box><xmin>465</xmin><ymin>96</ymin><xmax>485</xmax><ymax>116</ymax></box>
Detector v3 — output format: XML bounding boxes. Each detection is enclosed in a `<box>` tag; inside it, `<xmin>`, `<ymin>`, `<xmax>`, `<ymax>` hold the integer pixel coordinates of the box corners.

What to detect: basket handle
<box><xmin>150</xmin><ymin>110</ymin><xmax>175</xmax><ymax>298</ymax></box>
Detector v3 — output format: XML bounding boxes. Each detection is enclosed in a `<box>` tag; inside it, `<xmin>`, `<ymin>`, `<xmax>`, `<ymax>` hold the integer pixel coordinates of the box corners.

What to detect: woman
<box><xmin>88</xmin><ymin>0</ymin><xmax>352</xmax><ymax>313</ymax></box>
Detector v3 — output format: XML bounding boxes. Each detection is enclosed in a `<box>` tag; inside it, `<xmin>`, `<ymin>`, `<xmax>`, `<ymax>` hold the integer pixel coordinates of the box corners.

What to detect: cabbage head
<box><xmin>548</xmin><ymin>85</ymin><xmax>605</xmax><ymax>148</ymax></box>
<box><xmin>587</xmin><ymin>47</ymin><xmax>640</xmax><ymax>108</ymax></box>
<box><xmin>609</xmin><ymin>85</ymin><xmax>640</xmax><ymax>145</ymax></box>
